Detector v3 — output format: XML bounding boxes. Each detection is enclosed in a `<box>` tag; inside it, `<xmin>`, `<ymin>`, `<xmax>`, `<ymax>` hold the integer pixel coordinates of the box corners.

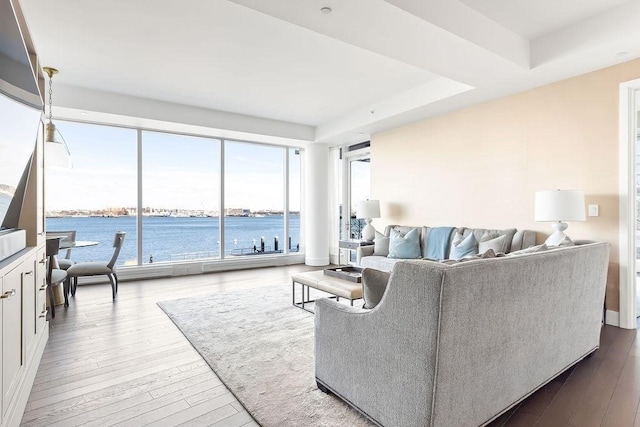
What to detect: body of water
<box><xmin>47</xmin><ymin>215</ymin><xmax>300</xmax><ymax>265</ymax></box>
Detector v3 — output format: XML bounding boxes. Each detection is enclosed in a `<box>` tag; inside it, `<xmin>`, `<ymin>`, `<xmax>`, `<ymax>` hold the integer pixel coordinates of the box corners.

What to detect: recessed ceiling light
<box><xmin>80</xmin><ymin>111</ymin><xmax>88</xmax><ymax>116</ymax></box>
<box><xmin>320</xmin><ymin>7</ymin><xmax>332</xmax><ymax>14</ymax></box>
<box><xmin>358</xmin><ymin>132</ymin><xmax>365</xmax><ymax>136</ymax></box>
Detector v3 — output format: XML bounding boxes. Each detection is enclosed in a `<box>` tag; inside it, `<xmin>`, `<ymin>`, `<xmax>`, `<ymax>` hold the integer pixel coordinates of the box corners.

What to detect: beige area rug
<box><xmin>157</xmin><ymin>285</ymin><xmax>373</xmax><ymax>427</ymax></box>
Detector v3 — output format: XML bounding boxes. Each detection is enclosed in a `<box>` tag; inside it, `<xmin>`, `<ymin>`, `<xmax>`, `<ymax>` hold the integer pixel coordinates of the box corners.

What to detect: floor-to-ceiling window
<box><xmin>142</xmin><ymin>131</ymin><xmax>221</xmax><ymax>263</ymax></box>
<box><xmin>224</xmin><ymin>141</ymin><xmax>285</xmax><ymax>256</ymax></box>
<box><xmin>45</xmin><ymin>121</ymin><xmax>138</xmax><ymax>265</ymax></box>
<box><xmin>45</xmin><ymin>120</ymin><xmax>302</xmax><ymax>267</ymax></box>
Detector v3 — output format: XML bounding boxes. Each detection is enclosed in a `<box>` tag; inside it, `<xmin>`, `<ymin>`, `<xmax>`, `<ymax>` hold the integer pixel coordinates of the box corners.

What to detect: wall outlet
<box><xmin>588</xmin><ymin>204</ymin><xmax>599</xmax><ymax>217</ymax></box>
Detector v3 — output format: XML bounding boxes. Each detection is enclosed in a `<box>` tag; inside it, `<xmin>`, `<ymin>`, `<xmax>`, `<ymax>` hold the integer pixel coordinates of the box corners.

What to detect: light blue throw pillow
<box><xmin>449</xmin><ymin>232</ymin><xmax>478</xmax><ymax>260</ymax></box>
<box><xmin>387</xmin><ymin>228</ymin><xmax>421</xmax><ymax>259</ymax></box>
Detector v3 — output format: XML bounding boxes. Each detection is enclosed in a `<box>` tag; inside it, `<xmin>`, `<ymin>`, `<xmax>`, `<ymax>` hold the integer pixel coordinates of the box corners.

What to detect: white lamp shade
<box><xmin>534</xmin><ymin>190</ymin><xmax>586</xmax><ymax>222</ymax></box>
<box><xmin>45</xmin><ymin>123</ymin><xmax>72</xmax><ymax>169</ymax></box>
<box><xmin>356</xmin><ymin>199</ymin><xmax>380</xmax><ymax>219</ymax></box>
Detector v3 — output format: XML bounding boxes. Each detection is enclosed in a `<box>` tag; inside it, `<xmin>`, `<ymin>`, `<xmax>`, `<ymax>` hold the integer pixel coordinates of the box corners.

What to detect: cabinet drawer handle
<box><xmin>1</xmin><ymin>289</ymin><xmax>16</xmax><ymax>299</ymax></box>
<box><xmin>25</xmin><ymin>270</ymin><xmax>33</xmax><ymax>276</ymax></box>
<box><xmin>39</xmin><ymin>309</ymin><xmax>48</xmax><ymax>318</ymax></box>
<box><xmin>39</xmin><ymin>259</ymin><xmax>46</xmax><ymax>264</ymax></box>
<box><xmin>39</xmin><ymin>284</ymin><xmax>47</xmax><ymax>291</ymax></box>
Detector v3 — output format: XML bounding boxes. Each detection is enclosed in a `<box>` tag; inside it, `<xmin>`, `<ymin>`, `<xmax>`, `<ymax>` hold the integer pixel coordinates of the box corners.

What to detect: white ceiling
<box><xmin>459</xmin><ymin>0</ymin><xmax>631</xmax><ymax>39</ymax></box>
<box><xmin>17</xmin><ymin>0</ymin><xmax>640</xmax><ymax>145</ymax></box>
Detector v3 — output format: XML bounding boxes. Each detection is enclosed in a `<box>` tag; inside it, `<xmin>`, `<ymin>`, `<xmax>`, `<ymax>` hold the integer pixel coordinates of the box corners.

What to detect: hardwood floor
<box><xmin>21</xmin><ymin>265</ymin><xmax>640</xmax><ymax>426</ymax></box>
<box><xmin>487</xmin><ymin>321</ymin><xmax>640</xmax><ymax>427</ymax></box>
<box><xmin>21</xmin><ymin>264</ymin><xmax>315</xmax><ymax>427</ymax></box>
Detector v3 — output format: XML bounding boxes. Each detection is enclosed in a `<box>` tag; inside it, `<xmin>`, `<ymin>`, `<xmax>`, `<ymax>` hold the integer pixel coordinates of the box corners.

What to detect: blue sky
<box><xmin>46</xmin><ymin>120</ymin><xmax>301</xmax><ymax>211</ymax></box>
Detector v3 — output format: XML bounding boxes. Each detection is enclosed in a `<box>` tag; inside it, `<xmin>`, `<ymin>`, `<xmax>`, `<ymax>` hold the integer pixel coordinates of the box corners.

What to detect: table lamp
<box><xmin>534</xmin><ymin>190</ymin><xmax>585</xmax><ymax>246</ymax></box>
<box><xmin>356</xmin><ymin>199</ymin><xmax>380</xmax><ymax>242</ymax></box>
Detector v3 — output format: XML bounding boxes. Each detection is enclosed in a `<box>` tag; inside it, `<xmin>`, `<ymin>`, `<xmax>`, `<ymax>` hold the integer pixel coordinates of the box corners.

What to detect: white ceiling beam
<box><xmin>227</xmin><ymin>0</ymin><xmax>528</xmax><ymax>88</ymax></box>
<box><xmin>315</xmin><ymin>77</ymin><xmax>473</xmax><ymax>142</ymax></box>
<box><xmin>53</xmin><ymin>84</ymin><xmax>315</xmax><ymax>145</ymax></box>
<box><xmin>384</xmin><ymin>0</ymin><xmax>530</xmax><ymax>68</ymax></box>
<box><xmin>531</xmin><ymin>0</ymin><xmax>640</xmax><ymax>67</ymax></box>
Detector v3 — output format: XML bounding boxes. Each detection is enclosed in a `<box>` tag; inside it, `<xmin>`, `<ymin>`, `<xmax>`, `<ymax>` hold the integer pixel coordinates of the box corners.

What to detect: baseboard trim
<box><xmin>76</xmin><ymin>253</ymin><xmax>306</xmax><ymax>285</ymax></box>
<box><xmin>305</xmin><ymin>257</ymin><xmax>330</xmax><ymax>266</ymax></box>
<box><xmin>606</xmin><ymin>310</ymin><xmax>620</xmax><ymax>327</ymax></box>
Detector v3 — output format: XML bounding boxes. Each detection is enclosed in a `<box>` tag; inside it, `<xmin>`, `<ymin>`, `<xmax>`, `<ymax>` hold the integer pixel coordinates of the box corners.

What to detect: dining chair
<box><xmin>45</xmin><ymin>230</ymin><xmax>76</xmax><ymax>270</ymax></box>
<box><xmin>66</xmin><ymin>231</ymin><xmax>126</xmax><ymax>300</ymax></box>
<box><xmin>46</xmin><ymin>237</ymin><xmax>69</xmax><ymax>317</ymax></box>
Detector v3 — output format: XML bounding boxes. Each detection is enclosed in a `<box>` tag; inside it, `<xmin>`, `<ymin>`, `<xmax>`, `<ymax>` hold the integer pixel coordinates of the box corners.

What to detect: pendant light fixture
<box><xmin>43</xmin><ymin>66</ymin><xmax>72</xmax><ymax>169</ymax></box>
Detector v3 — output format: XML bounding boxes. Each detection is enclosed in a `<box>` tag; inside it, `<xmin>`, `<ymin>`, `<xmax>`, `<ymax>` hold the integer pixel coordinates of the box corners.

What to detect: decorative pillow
<box><xmin>449</xmin><ymin>232</ymin><xmax>478</xmax><ymax>260</ymax></box>
<box><xmin>507</xmin><ymin>244</ymin><xmax>548</xmax><ymax>256</ymax></box>
<box><xmin>555</xmin><ymin>235</ymin><xmax>575</xmax><ymax>247</ymax></box>
<box><xmin>362</xmin><ymin>268</ymin><xmax>391</xmax><ymax>309</ymax></box>
<box><xmin>479</xmin><ymin>232</ymin><xmax>507</xmax><ymax>254</ymax></box>
<box><xmin>441</xmin><ymin>248</ymin><xmax>497</xmax><ymax>265</ymax></box>
<box><xmin>373</xmin><ymin>230</ymin><xmax>390</xmax><ymax>256</ymax></box>
<box><xmin>387</xmin><ymin>228</ymin><xmax>421</xmax><ymax>259</ymax></box>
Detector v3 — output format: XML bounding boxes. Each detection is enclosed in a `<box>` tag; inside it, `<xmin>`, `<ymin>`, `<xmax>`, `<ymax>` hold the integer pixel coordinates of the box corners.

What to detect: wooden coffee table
<box><xmin>291</xmin><ymin>270</ymin><xmax>363</xmax><ymax>313</ymax></box>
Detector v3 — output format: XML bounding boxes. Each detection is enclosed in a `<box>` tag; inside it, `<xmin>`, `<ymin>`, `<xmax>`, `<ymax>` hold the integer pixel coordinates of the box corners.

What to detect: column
<box><xmin>304</xmin><ymin>143</ymin><xmax>330</xmax><ymax>266</ymax></box>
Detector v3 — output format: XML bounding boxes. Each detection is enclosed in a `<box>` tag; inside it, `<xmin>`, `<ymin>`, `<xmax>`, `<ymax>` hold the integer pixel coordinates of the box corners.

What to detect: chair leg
<box><xmin>70</xmin><ymin>276</ymin><xmax>77</xmax><ymax>296</ymax></box>
<box><xmin>108</xmin><ymin>274</ymin><xmax>116</xmax><ymax>300</ymax></box>
<box><xmin>113</xmin><ymin>273</ymin><xmax>118</xmax><ymax>293</ymax></box>
<box><xmin>47</xmin><ymin>284</ymin><xmax>55</xmax><ymax>318</ymax></box>
<box><xmin>63</xmin><ymin>279</ymin><xmax>69</xmax><ymax>307</ymax></box>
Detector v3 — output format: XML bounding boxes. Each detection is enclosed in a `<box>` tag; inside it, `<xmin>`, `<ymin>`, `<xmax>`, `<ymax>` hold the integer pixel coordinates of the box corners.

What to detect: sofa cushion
<box><xmin>552</xmin><ymin>235</ymin><xmax>575</xmax><ymax>247</ymax></box>
<box><xmin>388</xmin><ymin>228</ymin><xmax>421</xmax><ymax>259</ymax></box>
<box><xmin>507</xmin><ymin>243</ymin><xmax>548</xmax><ymax>256</ymax></box>
<box><xmin>360</xmin><ymin>255</ymin><xmax>404</xmax><ymax>272</ymax></box>
<box><xmin>449</xmin><ymin>232</ymin><xmax>478</xmax><ymax>260</ymax></box>
<box><xmin>479</xmin><ymin>232</ymin><xmax>507</xmax><ymax>254</ymax></box>
<box><xmin>373</xmin><ymin>230</ymin><xmax>390</xmax><ymax>256</ymax></box>
<box><xmin>468</xmin><ymin>228</ymin><xmax>516</xmax><ymax>253</ymax></box>
<box><xmin>441</xmin><ymin>248</ymin><xmax>498</xmax><ymax>265</ymax></box>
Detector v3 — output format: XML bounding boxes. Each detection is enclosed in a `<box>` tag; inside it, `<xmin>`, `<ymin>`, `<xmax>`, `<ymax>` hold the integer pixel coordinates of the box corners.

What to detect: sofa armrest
<box><xmin>315</xmin><ymin>261</ymin><xmax>445</xmax><ymax>426</ymax></box>
<box><xmin>356</xmin><ymin>245</ymin><xmax>375</xmax><ymax>265</ymax></box>
<box><xmin>362</xmin><ymin>268</ymin><xmax>391</xmax><ymax>308</ymax></box>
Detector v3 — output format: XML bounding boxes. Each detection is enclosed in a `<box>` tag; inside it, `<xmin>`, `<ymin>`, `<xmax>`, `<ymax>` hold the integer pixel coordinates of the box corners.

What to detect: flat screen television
<box><xmin>0</xmin><ymin>90</ymin><xmax>41</xmax><ymax>230</ymax></box>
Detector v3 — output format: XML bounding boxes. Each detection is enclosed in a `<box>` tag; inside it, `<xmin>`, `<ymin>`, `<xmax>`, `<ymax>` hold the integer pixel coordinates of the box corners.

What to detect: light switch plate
<box><xmin>588</xmin><ymin>204</ymin><xmax>599</xmax><ymax>217</ymax></box>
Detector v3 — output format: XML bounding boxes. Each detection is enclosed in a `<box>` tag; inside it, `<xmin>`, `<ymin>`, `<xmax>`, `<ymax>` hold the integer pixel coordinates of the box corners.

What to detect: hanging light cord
<box><xmin>48</xmin><ymin>72</ymin><xmax>53</xmax><ymax>124</ymax></box>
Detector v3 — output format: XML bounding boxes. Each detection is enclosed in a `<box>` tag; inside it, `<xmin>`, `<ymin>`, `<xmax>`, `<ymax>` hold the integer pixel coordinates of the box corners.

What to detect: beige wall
<box><xmin>372</xmin><ymin>58</ymin><xmax>640</xmax><ymax>312</ymax></box>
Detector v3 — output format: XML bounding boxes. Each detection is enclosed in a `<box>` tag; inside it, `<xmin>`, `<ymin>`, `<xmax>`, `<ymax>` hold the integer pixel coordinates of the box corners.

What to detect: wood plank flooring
<box><xmin>21</xmin><ymin>264</ymin><xmax>315</xmax><ymax>427</ymax></box>
<box><xmin>21</xmin><ymin>264</ymin><xmax>640</xmax><ymax>426</ymax></box>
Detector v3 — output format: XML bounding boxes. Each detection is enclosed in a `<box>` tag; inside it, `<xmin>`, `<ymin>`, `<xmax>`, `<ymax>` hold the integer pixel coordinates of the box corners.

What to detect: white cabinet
<box><xmin>22</xmin><ymin>252</ymin><xmax>38</xmax><ymax>359</ymax></box>
<box><xmin>0</xmin><ymin>248</ymin><xmax>47</xmax><ymax>427</ymax></box>
<box><xmin>2</xmin><ymin>260</ymin><xmax>25</xmax><ymax>418</ymax></box>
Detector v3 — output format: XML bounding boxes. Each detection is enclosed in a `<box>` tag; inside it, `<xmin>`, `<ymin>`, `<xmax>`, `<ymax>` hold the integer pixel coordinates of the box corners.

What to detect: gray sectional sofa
<box><xmin>315</xmin><ymin>241</ymin><xmax>610</xmax><ymax>427</ymax></box>
<box><xmin>357</xmin><ymin>225</ymin><xmax>537</xmax><ymax>271</ymax></box>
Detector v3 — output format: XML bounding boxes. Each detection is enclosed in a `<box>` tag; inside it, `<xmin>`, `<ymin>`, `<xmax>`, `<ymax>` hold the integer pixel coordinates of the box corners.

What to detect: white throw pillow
<box><xmin>479</xmin><ymin>232</ymin><xmax>507</xmax><ymax>254</ymax></box>
<box><xmin>373</xmin><ymin>230</ymin><xmax>390</xmax><ymax>256</ymax></box>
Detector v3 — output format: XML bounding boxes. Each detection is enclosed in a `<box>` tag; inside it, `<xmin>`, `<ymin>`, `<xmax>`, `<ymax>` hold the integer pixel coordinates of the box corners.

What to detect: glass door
<box><xmin>339</xmin><ymin>143</ymin><xmax>371</xmax><ymax>264</ymax></box>
<box><xmin>349</xmin><ymin>157</ymin><xmax>371</xmax><ymax>240</ymax></box>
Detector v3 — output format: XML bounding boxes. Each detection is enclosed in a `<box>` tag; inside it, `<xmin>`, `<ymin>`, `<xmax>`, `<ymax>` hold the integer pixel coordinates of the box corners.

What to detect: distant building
<box><xmin>225</xmin><ymin>208</ymin><xmax>250</xmax><ymax>217</ymax></box>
